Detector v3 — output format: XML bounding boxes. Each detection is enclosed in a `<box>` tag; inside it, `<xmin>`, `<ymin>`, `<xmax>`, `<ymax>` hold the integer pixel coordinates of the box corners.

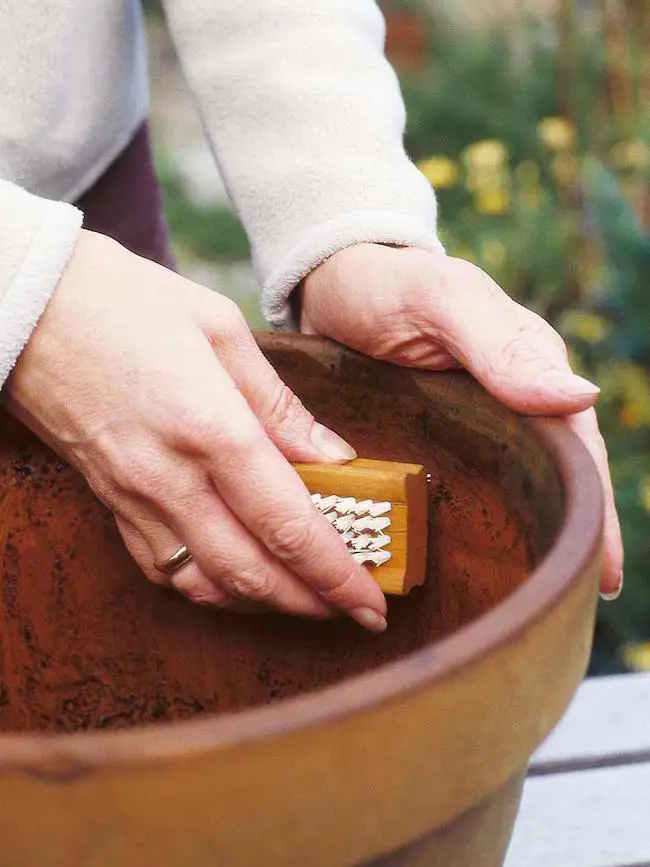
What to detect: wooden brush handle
<box><xmin>293</xmin><ymin>459</ymin><xmax>428</xmax><ymax>595</ymax></box>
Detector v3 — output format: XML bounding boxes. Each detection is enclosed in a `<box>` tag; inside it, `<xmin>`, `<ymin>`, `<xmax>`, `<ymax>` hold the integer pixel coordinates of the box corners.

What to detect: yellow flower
<box><xmin>463</xmin><ymin>140</ymin><xmax>509</xmax><ymax>171</ymax></box>
<box><xmin>538</xmin><ymin>117</ymin><xmax>576</xmax><ymax>151</ymax></box>
<box><xmin>560</xmin><ymin>311</ymin><xmax>609</xmax><ymax>344</ymax></box>
<box><xmin>551</xmin><ymin>153</ymin><xmax>580</xmax><ymax>186</ymax></box>
<box><xmin>611</xmin><ymin>139</ymin><xmax>649</xmax><ymax>170</ymax></box>
<box><xmin>465</xmin><ymin>166</ymin><xmax>510</xmax><ymax>193</ymax></box>
<box><xmin>475</xmin><ymin>188</ymin><xmax>510</xmax><ymax>215</ymax></box>
<box><xmin>617</xmin><ymin>363</ymin><xmax>650</xmax><ymax>429</ymax></box>
<box><xmin>461</xmin><ymin>142</ymin><xmax>512</xmax><ymax>213</ymax></box>
<box><xmin>480</xmin><ymin>239</ymin><xmax>507</xmax><ymax>270</ymax></box>
<box><xmin>418</xmin><ymin>156</ymin><xmax>461</xmax><ymax>189</ymax></box>
<box><xmin>622</xmin><ymin>642</ymin><xmax>650</xmax><ymax>672</ymax></box>
<box><xmin>620</xmin><ymin>404</ymin><xmax>643</xmax><ymax>430</ymax></box>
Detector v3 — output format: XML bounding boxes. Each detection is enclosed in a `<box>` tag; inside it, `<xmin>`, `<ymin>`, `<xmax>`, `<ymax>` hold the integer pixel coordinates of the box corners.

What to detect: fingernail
<box><xmin>351</xmin><ymin>607</ymin><xmax>388</xmax><ymax>633</ymax></box>
<box><xmin>311</xmin><ymin>423</ymin><xmax>357</xmax><ymax>462</ymax></box>
<box><xmin>540</xmin><ymin>371</ymin><xmax>600</xmax><ymax>398</ymax></box>
<box><xmin>600</xmin><ymin>572</ymin><xmax>623</xmax><ymax>602</ymax></box>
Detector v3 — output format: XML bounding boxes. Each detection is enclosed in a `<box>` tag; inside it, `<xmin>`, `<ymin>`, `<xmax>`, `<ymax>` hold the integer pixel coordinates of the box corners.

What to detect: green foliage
<box><xmin>157</xmin><ymin>162</ymin><xmax>251</xmax><ymax>264</ymax></box>
<box><xmin>401</xmin><ymin>10</ymin><xmax>650</xmax><ymax>673</ymax></box>
<box><xmin>579</xmin><ymin>165</ymin><xmax>650</xmax><ymax>652</ymax></box>
<box><xmin>402</xmin><ymin>24</ymin><xmax>559</xmax><ymax>163</ymax></box>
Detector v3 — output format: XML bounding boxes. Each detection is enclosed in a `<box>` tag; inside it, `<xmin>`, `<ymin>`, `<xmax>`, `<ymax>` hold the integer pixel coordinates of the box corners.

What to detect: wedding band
<box><xmin>154</xmin><ymin>544</ymin><xmax>193</xmax><ymax>576</ymax></box>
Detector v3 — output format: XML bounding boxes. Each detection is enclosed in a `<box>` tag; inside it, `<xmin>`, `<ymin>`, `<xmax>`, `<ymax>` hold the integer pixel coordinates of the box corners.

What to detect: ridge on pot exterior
<box><xmin>0</xmin><ymin>334</ymin><xmax>602</xmax><ymax>867</ymax></box>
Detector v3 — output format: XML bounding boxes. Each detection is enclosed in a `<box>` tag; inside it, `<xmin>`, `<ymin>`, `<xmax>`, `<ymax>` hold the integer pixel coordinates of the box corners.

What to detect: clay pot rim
<box><xmin>0</xmin><ymin>396</ymin><xmax>602</xmax><ymax>770</ymax></box>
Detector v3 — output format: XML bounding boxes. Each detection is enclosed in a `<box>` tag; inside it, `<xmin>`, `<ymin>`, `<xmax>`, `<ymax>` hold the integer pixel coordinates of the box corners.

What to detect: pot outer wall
<box><xmin>367</xmin><ymin>773</ymin><xmax>525</xmax><ymax>867</ymax></box>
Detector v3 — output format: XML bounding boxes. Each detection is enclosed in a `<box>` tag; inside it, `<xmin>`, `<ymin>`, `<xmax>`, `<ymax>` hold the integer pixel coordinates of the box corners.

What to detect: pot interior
<box><xmin>0</xmin><ymin>340</ymin><xmax>563</xmax><ymax>734</ymax></box>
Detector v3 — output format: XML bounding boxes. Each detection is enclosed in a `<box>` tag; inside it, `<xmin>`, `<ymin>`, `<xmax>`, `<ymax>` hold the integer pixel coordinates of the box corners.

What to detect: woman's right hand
<box><xmin>4</xmin><ymin>230</ymin><xmax>388</xmax><ymax>631</ymax></box>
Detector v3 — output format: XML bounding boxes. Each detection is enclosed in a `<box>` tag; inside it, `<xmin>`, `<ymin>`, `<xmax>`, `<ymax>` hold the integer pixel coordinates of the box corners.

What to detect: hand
<box><xmin>301</xmin><ymin>243</ymin><xmax>623</xmax><ymax>599</ymax></box>
<box><xmin>5</xmin><ymin>230</ymin><xmax>388</xmax><ymax>631</ymax></box>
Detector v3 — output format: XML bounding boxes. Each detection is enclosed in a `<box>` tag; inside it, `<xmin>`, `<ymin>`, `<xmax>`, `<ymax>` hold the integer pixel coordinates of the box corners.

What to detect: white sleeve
<box><xmin>0</xmin><ymin>180</ymin><xmax>82</xmax><ymax>387</ymax></box>
<box><xmin>162</xmin><ymin>0</ymin><xmax>443</xmax><ymax>329</ymax></box>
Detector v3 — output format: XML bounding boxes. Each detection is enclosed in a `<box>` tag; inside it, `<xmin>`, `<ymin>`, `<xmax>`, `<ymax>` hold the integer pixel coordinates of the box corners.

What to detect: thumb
<box><xmin>205</xmin><ymin>299</ymin><xmax>356</xmax><ymax>462</ymax></box>
<box><xmin>433</xmin><ymin>260</ymin><xmax>600</xmax><ymax>415</ymax></box>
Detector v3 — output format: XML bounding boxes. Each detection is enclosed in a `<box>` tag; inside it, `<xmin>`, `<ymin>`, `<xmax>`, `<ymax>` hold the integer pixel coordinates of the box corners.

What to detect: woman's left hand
<box><xmin>301</xmin><ymin>243</ymin><xmax>623</xmax><ymax>599</ymax></box>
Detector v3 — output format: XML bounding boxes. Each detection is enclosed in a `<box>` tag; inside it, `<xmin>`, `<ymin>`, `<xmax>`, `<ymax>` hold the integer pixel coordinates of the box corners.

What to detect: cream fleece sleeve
<box><xmin>0</xmin><ymin>180</ymin><xmax>83</xmax><ymax>387</ymax></box>
<box><xmin>162</xmin><ymin>0</ymin><xmax>443</xmax><ymax>329</ymax></box>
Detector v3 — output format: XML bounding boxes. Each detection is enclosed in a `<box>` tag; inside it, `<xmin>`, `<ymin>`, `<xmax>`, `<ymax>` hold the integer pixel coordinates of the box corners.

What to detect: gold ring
<box><xmin>154</xmin><ymin>544</ymin><xmax>193</xmax><ymax>576</ymax></box>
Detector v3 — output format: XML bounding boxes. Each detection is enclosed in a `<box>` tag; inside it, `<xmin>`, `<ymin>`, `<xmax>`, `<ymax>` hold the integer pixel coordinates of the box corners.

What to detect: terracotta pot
<box><xmin>0</xmin><ymin>334</ymin><xmax>602</xmax><ymax>867</ymax></box>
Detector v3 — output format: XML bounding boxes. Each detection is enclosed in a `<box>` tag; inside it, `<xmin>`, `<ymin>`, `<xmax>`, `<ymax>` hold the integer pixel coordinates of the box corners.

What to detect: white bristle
<box><xmin>349</xmin><ymin>516</ymin><xmax>373</xmax><ymax>532</ymax></box>
<box><xmin>350</xmin><ymin>550</ymin><xmax>392</xmax><ymax>567</ymax></box>
<box><xmin>335</xmin><ymin>497</ymin><xmax>356</xmax><ymax>515</ymax></box>
<box><xmin>352</xmin><ymin>515</ymin><xmax>391</xmax><ymax>533</ymax></box>
<box><xmin>366</xmin><ymin>550</ymin><xmax>392</xmax><ymax>567</ymax></box>
<box><xmin>333</xmin><ymin>514</ymin><xmax>355</xmax><ymax>533</ymax></box>
<box><xmin>312</xmin><ymin>492</ymin><xmax>393</xmax><ymax>566</ymax></box>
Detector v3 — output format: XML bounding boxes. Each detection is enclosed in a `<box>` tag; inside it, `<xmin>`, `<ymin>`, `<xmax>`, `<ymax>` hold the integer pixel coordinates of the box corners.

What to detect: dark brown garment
<box><xmin>74</xmin><ymin>123</ymin><xmax>175</xmax><ymax>269</ymax></box>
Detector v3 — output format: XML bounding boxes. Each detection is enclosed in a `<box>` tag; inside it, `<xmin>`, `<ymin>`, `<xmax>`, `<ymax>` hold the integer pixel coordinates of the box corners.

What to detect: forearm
<box><xmin>0</xmin><ymin>180</ymin><xmax>82</xmax><ymax>387</ymax></box>
<box><xmin>162</xmin><ymin>0</ymin><xmax>443</xmax><ymax>328</ymax></box>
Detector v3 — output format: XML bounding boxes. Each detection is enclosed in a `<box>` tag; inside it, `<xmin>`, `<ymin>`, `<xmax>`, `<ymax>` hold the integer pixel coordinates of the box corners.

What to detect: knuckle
<box><xmin>107</xmin><ymin>451</ymin><xmax>167</xmax><ymax>500</ymax></box>
<box><xmin>85</xmin><ymin>473</ymin><xmax>120</xmax><ymax>512</ymax></box>
<box><xmin>172</xmin><ymin>398</ymin><xmax>260</xmax><ymax>460</ymax></box>
<box><xmin>522</xmin><ymin>310</ymin><xmax>567</xmax><ymax>352</ymax></box>
<box><xmin>216</xmin><ymin>416</ymin><xmax>262</xmax><ymax>461</ymax></box>
<box><xmin>489</xmin><ymin>313</ymin><xmax>566</xmax><ymax>382</ymax></box>
<box><xmin>183</xmin><ymin>587</ymin><xmax>230</xmax><ymax>608</ymax></box>
<box><xmin>144</xmin><ymin>567</ymin><xmax>171</xmax><ymax>589</ymax></box>
<box><xmin>212</xmin><ymin>298</ymin><xmax>248</xmax><ymax>343</ymax></box>
<box><xmin>226</xmin><ymin>569</ymin><xmax>278</xmax><ymax>603</ymax></box>
<box><xmin>171</xmin><ymin>572</ymin><xmax>230</xmax><ymax>608</ymax></box>
<box><xmin>190</xmin><ymin>591</ymin><xmax>229</xmax><ymax>608</ymax></box>
<box><xmin>171</xmin><ymin>403</ymin><xmax>222</xmax><ymax>457</ymax></box>
<box><xmin>446</xmin><ymin>256</ymin><xmax>499</xmax><ymax>296</ymax></box>
<box><xmin>318</xmin><ymin>567</ymin><xmax>359</xmax><ymax>607</ymax></box>
<box><xmin>533</xmin><ymin>315</ymin><xmax>568</xmax><ymax>356</ymax></box>
<box><xmin>265</xmin><ymin>511</ymin><xmax>319</xmax><ymax>564</ymax></box>
<box><xmin>264</xmin><ymin>383</ymin><xmax>312</xmax><ymax>432</ymax></box>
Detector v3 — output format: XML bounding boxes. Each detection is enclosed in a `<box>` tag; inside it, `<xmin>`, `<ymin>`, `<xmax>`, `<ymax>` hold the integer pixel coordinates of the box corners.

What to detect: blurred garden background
<box><xmin>145</xmin><ymin>0</ymin><xmax>650</xmax><ymax>675</ymax></box>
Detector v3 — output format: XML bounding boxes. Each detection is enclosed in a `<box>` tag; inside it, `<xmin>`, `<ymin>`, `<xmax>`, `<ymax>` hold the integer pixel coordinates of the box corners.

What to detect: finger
<box><xmin>423</xmin><ymin>258</ymin><xmax>602</xmax><ymax>415</ymax></box>
<box><xmin>115</xmin><ymin>515</ymin><xmax>234</xmax><ymax>608</ymax></box>
<box><xmin>565</xmin><ymin>409</ymin><xmax>624</xmax><ymax>598</ymax></box>
<box><xmin>201</xmin><ymin>296</ymin><xmax>357</xmax><ymax>463</ymax></box>
<box><xmin>163</xmin><ymin>484</ymin><xmax>339</xmax><ymax>620</ymax></box>
<box><xmin>172</xmin><ymin>362</ymin><xmax>387</xmax><ymax>630</ymax></box>
<box><xmin>116</xmin><ymin>516</ymin><xmax>302</xmax><ymax>617</ymax></box>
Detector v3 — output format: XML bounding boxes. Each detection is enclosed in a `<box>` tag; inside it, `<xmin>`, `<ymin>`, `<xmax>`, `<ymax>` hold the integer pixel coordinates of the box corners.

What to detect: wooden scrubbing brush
<box><xmin>293</xmin><ymin>459</ymin><xmax>428</xmax><ymax>596</ymax></box>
